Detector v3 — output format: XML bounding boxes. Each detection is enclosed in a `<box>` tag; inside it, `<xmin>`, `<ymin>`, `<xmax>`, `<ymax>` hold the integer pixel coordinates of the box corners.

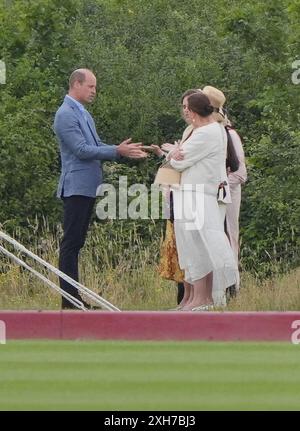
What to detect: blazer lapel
<box><xmin>85</xmin><ymin>114</ymin><xmax>99</xmax><ymax>146</ymax></box>
<box><xmin>64</xmin><ymin>96</ymin><xmax>99</xmax><ymax>146</ymax></box>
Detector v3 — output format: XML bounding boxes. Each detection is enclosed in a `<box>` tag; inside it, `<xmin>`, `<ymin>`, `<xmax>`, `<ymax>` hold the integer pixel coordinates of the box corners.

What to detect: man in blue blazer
<box><xmin>54</xmin><ymin>68</ymin><xmax>146</xmax><ymax>309</ymax></box>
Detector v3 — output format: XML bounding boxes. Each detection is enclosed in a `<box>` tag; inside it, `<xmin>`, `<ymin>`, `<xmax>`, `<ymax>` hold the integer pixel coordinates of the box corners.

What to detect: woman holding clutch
<box><xmin>150</xmin><ymin>90</ymin><xmax>200</xmax><ymax>307</ymax></box>
<box><xmin>168</xmin><ymin>91</ymin><xmax>238</xmax><ymax>310</ymax></box>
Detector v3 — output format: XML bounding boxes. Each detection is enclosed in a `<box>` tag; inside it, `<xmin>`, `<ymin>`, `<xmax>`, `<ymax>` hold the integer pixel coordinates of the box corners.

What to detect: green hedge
<box><xmin>0</xmin><ymin>0</ymin><xmax>299</xmax><ymax>276</ymax></box>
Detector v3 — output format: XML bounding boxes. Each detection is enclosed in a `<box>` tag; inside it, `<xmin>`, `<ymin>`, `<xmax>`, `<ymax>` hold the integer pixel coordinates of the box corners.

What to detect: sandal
<box><xmin>191</xmin><ymin>304</ymin><xmax>214</xmax><ymax>312</ymax></box>
<box><xmin>168</xmin><ymin>305</ymin><xmax>184</xmax><ymax>311</ymax></box>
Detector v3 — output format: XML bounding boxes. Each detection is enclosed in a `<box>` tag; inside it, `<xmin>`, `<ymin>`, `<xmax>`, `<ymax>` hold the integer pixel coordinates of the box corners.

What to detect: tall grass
<box><xmin>0</xmin><ymin>221</ymin><xmax>299</xmax><ymax>311</ymax></box>
<box><xmin>227</xmin><ymin>268</ymin><xmax>300</xmax><ymax>311</ymax></box>
<box><xmin>0</xmin><ymin>221</ymin><xmax>176</xmax><ymax>310</ymax></box>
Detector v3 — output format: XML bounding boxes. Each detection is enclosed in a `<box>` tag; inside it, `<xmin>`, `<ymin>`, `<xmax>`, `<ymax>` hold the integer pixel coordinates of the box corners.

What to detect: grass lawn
<box><xmin>0</xmin><ymin>340</ymin><xmax>300</xmax><ymax>410</ymax></box>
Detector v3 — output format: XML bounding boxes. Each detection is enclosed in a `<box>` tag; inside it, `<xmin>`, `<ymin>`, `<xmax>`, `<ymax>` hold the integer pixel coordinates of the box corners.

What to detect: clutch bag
<box><xmin>154</xmin><ymin>161</ymin><xmax>181</xmax><ymax>186</ymax></box>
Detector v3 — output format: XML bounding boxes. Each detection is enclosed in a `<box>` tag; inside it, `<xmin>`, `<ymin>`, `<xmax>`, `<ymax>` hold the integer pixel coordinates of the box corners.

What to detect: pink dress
<box><xmin>226</xmin><ymin>129</ymin><xmax>247</xmax><ymax>288</ymax></box>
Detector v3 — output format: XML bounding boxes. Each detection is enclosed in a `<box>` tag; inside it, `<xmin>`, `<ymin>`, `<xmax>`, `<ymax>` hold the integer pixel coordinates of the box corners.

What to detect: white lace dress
<box><xmin>170</xmin><ymin>122</ymin><xmax>238</xmax><ymax>306</ymax></box>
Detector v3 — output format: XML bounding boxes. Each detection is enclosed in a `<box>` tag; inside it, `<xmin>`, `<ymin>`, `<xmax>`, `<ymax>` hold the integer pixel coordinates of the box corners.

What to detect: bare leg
<box><xmin>206</xmin><ymin>271</ymin><xmax>213</xmax><ymax>293</ymax></box>
<box><xmin>179</xmin><ymin>281</ymin><xmax>193</xmax><ymax>307</ymax></box>
<box><xmin>182</xmin><ymin>272</ymin><xmax>213</xmax><ymax>310</ymax></box>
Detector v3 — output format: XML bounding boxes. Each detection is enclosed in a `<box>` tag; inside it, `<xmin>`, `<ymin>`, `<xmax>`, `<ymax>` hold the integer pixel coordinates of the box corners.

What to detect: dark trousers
<box><xmin>59</xmin><ymin>195</ymin><xmax>95</xmax><ymax>308</ymax></box>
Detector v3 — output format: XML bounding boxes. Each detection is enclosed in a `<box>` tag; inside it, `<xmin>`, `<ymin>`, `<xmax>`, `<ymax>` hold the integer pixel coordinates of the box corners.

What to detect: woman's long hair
<box><xmin>225</xmin><ymin>126</ymin><xmax>240</xmax><ymax>172</ymax></box>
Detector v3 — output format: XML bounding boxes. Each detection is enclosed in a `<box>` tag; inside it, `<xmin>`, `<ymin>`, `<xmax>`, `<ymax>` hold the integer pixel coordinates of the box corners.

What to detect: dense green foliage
<box><xmin>0</xmin><ymin>0</ymin><xmax>299</xmax><ymax>276</ymax></box>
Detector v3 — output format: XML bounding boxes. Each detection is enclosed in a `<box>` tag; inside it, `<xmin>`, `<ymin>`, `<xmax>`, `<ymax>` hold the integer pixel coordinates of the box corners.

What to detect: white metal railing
<box><xmin>0</xmin><ymin>230</ymin><xmax>120</xmax><ymax>311</ymax></box>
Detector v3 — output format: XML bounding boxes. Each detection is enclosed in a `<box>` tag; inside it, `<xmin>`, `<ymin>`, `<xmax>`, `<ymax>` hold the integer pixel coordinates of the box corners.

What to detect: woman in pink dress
<box><xmin>202</xmin><ymin>86</ymin><xmax>247</xmax><ymax>292</ymax></box>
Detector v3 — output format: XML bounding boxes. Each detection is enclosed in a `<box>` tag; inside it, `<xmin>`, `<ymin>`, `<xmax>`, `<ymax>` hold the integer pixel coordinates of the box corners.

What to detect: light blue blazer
<box><xmin>54</xmin><ymin>96</ymin><xmax>119</xmax><ymax>198</ymax></box>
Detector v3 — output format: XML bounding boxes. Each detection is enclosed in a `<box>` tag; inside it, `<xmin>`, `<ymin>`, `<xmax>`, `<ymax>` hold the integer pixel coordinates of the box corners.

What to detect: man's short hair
<box><xmin>69</xmin><ymin>70</ymin><xmax>86</xmax><ymax>88</ymax></box>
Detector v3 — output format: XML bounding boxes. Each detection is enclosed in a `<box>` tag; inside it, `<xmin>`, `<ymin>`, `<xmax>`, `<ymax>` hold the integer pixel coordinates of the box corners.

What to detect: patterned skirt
<box><xmin>158</xmin><ymin>220</ymin><xmax>184</xmax><ymax>283</ymax></box>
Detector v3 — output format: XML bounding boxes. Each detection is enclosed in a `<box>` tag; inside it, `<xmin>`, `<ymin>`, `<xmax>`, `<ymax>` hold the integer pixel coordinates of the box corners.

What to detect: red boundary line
<box><xmin>0</xmin><ymin>311</ymin><xmax>300</xmax><ymax>341</ymax></box>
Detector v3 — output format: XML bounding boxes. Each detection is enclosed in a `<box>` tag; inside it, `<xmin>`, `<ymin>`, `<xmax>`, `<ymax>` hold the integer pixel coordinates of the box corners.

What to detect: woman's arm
<box><xmin>170</xmin><ymin>129</ymin><xmax>212</xmax><ymax>171</ymax></box>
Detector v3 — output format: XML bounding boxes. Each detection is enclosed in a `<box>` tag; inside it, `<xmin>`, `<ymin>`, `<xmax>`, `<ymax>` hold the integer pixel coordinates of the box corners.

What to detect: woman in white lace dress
<box><xmin>168</xmin><ymin>92</ymin><xmax>238</xmax><ymax>310</ymax></box>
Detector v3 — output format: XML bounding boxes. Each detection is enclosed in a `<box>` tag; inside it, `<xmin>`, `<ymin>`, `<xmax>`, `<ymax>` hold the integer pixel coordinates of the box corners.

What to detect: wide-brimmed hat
<box><xmin>202</xmin><ymin>85</ymin><xmax>228</xmax><ymax>124</ymax></box>
<box><xmin>202</xmin><ymin>86</ymin><xmax>226</xmax><ymax>108</ymax></box>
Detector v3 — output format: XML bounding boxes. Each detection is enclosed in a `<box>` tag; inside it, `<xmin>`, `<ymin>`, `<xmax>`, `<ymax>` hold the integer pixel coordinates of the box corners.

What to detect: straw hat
<box><xmin>202</xmin><ymin>85</ymin><xmax>228</xmax><ymax>124</ymax></box>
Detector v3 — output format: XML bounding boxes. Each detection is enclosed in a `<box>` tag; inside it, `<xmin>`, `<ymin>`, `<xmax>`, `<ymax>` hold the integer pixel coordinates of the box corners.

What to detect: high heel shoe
<box><xmin>168</xmin><ymin>304</ymin><xmax>184</xmax><ymax>311</ymax></box>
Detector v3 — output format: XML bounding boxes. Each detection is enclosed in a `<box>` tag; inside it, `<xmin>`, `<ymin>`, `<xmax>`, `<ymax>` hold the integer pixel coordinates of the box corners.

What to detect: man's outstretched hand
<box><xmin>117</xmin><ymin>138</ymin><xmax>148</xmax><ymax>159</ymax></box>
